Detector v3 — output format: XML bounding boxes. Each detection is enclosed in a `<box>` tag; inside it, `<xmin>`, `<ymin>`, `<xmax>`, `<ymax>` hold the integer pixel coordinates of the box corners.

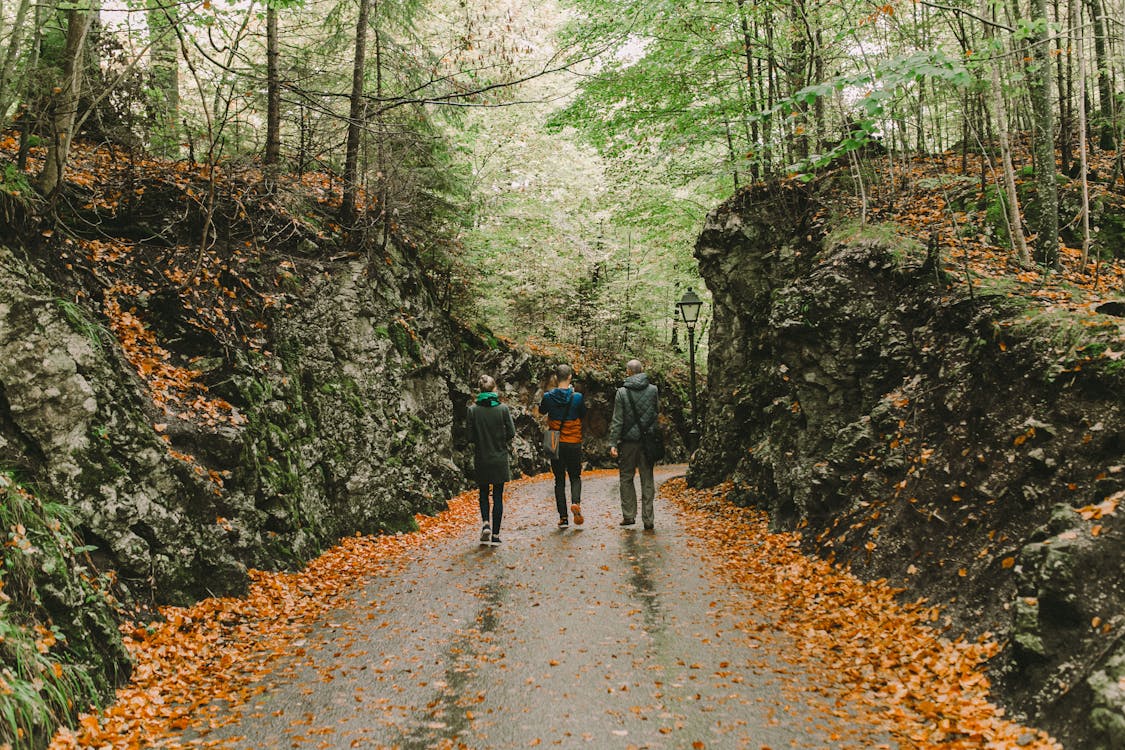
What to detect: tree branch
<box><xmin>917</xmin><ymin>0</ymin><xmax>1014</xmax><ymax>32</ymax></box>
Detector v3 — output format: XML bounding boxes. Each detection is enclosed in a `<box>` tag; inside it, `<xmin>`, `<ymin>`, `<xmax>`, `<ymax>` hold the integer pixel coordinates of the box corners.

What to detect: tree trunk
<box><xmin>147</xmin><ymin>0</ymin><xmax>180</xmax><ymax>158</ymax></box>
<box><xmin>788</xmin><ymin>0</ymin><xmax>810</xmax><ymax>161</ymax></box>
<box><xmin>1073</xmin><ymin>13</ymin><xmax>1092</xmax><ymax>267</ymax></box>
<box><xmin>1054</xmin><ymin>0</ymin><xmax>1071</xmax><ymax>175</ymax></box>
<box><xmin>15</xmin><ymin>0</ymin><xmax>44</xmax><ymax>169</ymax></box>
<box><xmin>37</xmin><ymin>9</ymin><xmax>92</xmax><ymax>196</ymax></box>
<box><xmin>264</xmin><ymin>4</ymin><xmax>281</xmax><ymax>167</ymax></box>
<box><xmin>0</xmin><ymin>0</ymin><xmax>32</xmax><ymax>127</ymax></box>
<box><xmin>1082</xmin><ymin>0</ymin><xmax>1115</xmax><ymax>150</ymax></box>
<box><xmin>1028</xmin><ymin>0</ymin><xmax>1059</xmax><ymax>266</ymax></box>
<box><xmin>736</xmin><ymin>0</ymin><xmax>761</xmax><ymax>178</ymax></box>
<box><xmin>724</xmin><ymin>113</ymin><xmax>740</xmax><ymax>191</ymax></box>
<box><xmin>374</xmin><ymin>13</ymin><xmax>390</xmax><ymax>253</ymax></box>
<box><xmin>990</xmin><ymin>35</ymin><xmax>1032</xmax><ymax>266</ymax></box>
<box><xmin>341</xmin><ymin>0</ymin><xmax>370</xmax><ymax>228</ymax></box>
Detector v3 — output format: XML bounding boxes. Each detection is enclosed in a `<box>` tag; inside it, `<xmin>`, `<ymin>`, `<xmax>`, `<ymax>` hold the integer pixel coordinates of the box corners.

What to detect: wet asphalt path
<box><xmin>199</xmin><ymin>469</ymin><xmax>889</xmax><ymax>749</ymax></box>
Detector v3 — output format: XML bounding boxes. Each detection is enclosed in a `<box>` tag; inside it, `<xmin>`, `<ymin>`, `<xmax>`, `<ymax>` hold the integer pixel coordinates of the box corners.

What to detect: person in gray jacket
<box><xmin>608</xmin><ymin>359</ymin><xmax>659</xmax><ymax>530</ymax></box>
<box><xmin>467</xmin><ymin>375</ymin><xmax>516</xmax><ymax>546</ymax></box>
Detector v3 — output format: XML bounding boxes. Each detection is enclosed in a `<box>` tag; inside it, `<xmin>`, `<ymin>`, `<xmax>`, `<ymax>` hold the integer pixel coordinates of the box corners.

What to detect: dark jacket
<box><xmin>467</xmin><ymin>393</ymin><xmax>516</xmax><ymax>484</ymax></box>
<box><xmin>538</xmin><ymin>387</ymin><xmax>587</xmax><ymax>443</ymax></box>
<box><xmin>608</xmin><ymin>373</ymin><xmax>659</xmax><ymax>445</ymax></box>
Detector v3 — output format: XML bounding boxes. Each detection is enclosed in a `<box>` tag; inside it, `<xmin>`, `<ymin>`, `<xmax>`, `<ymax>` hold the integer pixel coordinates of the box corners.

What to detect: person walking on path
<box><xmin>467</xmin><ymin>375</ymin><xmax>516</xmax><ymax>546</ymax></box>
<box><xmin>609</xmin><ymin>359</ymin><xmax>659</xmax><ymax>530</ymax></box>
<box><xmin>539</xmin><ymin>364</ymin><xmax>587</xmax><ymax>528</ymax></box>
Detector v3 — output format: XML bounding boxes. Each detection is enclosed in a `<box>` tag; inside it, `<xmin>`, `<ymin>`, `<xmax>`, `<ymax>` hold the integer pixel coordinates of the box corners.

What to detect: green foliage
<box><xmin>0</xmin><ymin>473</ymin><xmax>119</xmax><ymax>748</ymax></box>
<box><xmin>0</xmin><ymin>164</ymin><xmax>32</xmax><ymax>196</ymax></box>
<box><xmin>771</xmin><ymin>51</ymin><xmax>971</xmax><ymax>175</ymax></box>
<box><xmin>389</xmin><ymin>320</ymin><xmax>421</xmax><ymax>362</ymax></box>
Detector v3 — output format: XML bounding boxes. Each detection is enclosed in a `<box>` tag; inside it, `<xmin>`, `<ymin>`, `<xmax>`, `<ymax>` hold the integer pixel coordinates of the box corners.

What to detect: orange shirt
<box><xmin>547</xmin><ymin>415</ymin><xmax>583</xmax><ymax>443</ymax></box>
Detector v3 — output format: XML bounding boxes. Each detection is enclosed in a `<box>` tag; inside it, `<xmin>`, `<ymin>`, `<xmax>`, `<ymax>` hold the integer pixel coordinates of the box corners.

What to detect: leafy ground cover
<box><xmin>666</xmin><ymin>477</ymin><xmax>1063</xmax><ymax>750</ymax></box>
<box><xmin>822</xmin><ymin>150</ymin><xmax>1125</xmax><ymax>320</ymax></box>
<box><xmin>43</xmin><ymin>470</ymin><xmax>1065</xmax><ymax>749</ymax></box>
<box><xmin>44</xmin><ymin>471</ymin><xmax>539</xmax><ymax>750</ymax></box>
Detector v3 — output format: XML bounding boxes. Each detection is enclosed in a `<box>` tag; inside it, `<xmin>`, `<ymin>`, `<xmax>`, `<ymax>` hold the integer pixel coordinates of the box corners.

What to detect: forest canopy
<box><xmin>2</xmin><ymin>0</ymin><xmax>1123</xmax><ymax>358</ymax></box>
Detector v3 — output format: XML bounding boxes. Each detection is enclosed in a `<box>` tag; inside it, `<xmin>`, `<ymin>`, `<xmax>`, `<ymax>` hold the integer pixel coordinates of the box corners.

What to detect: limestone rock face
<box><xmin>1</xmin><ymin>247</ymin><xmax>245</xmax><ymax>604</ymax></box>
<box><xmin>0</xmin><ymin>241</ymin><xmax>521</xmax><ymax>611</ymax></box>
<box><xmin>690</xmin><ymin>181</ymin><xmax>1125</xmax><ymax>749</ymax></box>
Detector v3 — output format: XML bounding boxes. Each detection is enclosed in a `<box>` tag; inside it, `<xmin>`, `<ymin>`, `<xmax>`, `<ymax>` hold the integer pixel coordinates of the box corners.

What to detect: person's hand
<box><xmin>609</xmin><ymin>446</ymin><xmax>618</xmax><ymax>458</ymax></box>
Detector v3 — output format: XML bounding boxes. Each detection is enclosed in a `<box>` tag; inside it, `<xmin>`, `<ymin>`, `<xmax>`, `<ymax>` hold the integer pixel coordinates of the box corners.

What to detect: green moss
<box><xmin>825</xmin><ymin>220</ymin><xmax>925</xmax><ymax>267</ymax></box>
<box><xmin>1009</xmin><ymin>305</ymin><xmax>1125</xmax><ymax>382</ymax></box>
<box><xmin>981</xmin><ymin>185</ymin><xmax>1011</xmax><ymax>246</ymax></box>
<box><xmin>0</xmin><ymin>163</ymin><xmax>32</xmax><ymax>196</ymax></box>
<box><xmin>390</xmin><ymin>320</ymin><xmax>421</xmax><ymax>362</ymax></box>
<box><xmin>56</xmin><ymin>299</ymin><xmax>109</xmax><ymax>353</ymax></box>
<box><xmin>377</xmin><ymin>514</ymin><xmax>419</xmax><ymax>535</ymax></box>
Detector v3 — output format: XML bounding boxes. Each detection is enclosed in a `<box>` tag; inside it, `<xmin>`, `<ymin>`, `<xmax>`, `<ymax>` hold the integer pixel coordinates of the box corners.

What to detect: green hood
<box><xmin>475</xmin><ymin>392</ymin><xmax>500</xmax><ymax>407</ymax></box>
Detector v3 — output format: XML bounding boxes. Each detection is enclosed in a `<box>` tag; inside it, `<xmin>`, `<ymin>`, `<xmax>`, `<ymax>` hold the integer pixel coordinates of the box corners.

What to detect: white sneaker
<box><xmin>480</xmin><ymin>524</ymin><xmax>492</xmax><ymax>545</ymax></box>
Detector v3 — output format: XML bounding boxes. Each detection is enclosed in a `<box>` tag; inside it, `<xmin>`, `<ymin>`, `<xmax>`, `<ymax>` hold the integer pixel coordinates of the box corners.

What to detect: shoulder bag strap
<box><xmin>555</xmin><ymin>390</ymin><xmax>575</xmax><ymax>425</ymax></box>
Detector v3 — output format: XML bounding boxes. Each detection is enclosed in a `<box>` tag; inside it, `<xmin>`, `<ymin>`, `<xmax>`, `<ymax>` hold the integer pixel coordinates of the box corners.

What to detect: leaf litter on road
<box><xmin>50</xmin><ymin>470</ymin><xmax>1061</xmax><ymax>749</ymax></box>
<box><xmin>47</xmin><ymin>475</ymin><xmax>541</xmax><ymax>749</ymax></box>
<box><xmin>665</xmin><ymin>477</ymin><xmax>1061</xmax><ymax>749</ymax></box>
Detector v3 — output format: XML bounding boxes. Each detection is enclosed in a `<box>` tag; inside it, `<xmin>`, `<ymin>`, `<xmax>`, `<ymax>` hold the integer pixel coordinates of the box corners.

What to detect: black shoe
<box><xmin>643</xmin><ymin>524</ymin><xmax>654</xmax><ymax>531</ymax></box>
<box><xmin>490</xmin><ymin>536</ymin><xmax>502</xmax><ymax>546</ymax></box>
<box><xmin>558</xmin><ymin>517</ymin><xmax>569</xmax><ymax>528</ymax></box>
<box><xmin>480</xmin><ymin>524</ymin><xmax>492</xmax><ymax>544</ymax></box>
<box><xmin>619</xmin><ymin>518</ymin><xmax>635</xmax><ymax>526</ymax></box>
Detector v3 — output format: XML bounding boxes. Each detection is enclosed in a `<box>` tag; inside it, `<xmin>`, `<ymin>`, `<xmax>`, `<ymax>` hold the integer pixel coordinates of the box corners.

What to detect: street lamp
<box><xmin>676</xmin><ymin>289</ymin><xmax>703</xmax><ymax>451</ymax></box>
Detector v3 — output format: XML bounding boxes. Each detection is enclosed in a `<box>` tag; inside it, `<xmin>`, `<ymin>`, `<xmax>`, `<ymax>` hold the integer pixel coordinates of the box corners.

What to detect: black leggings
<box><xmin>551</xmin><ymin>442</ymin><xmax>582</xmax><ymax>518</ymax></box>
<box><xmin>479</xmin><ymin>482</ymin><xmax>504</xmax><ymax>536</ymax></box>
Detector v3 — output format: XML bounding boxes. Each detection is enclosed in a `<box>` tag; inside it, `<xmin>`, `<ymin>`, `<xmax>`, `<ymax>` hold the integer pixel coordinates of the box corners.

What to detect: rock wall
<box><xmin>0</xmin><ymin>176</ymin><xmax>690</xmax><ymax>746</ymax></box>
<box><xmin>689</xmin><ymin>181</ymin><xmax>1125</xmax><ymax>749</ymax></box>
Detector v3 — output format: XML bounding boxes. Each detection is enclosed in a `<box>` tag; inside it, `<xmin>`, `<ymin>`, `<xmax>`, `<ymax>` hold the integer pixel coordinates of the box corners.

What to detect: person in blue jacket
<box><xmin>539</xmin><ymin>364</ymin><xmax>587</xmax><ymax>527</ymax></box>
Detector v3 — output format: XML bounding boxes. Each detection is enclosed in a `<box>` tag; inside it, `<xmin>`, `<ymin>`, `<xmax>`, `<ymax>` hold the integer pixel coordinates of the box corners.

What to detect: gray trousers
<box><xmin>618</xmin><ymin>441</ymin><xmax>655</xmax><ymax>526</ymax></box>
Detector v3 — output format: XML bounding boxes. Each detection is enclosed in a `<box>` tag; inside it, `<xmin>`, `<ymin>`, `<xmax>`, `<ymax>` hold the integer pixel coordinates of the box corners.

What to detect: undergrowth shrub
<box><xmin>0</xmin><ymin>473</ymin><xmax>124</xmax><ymax>749</ymax></box>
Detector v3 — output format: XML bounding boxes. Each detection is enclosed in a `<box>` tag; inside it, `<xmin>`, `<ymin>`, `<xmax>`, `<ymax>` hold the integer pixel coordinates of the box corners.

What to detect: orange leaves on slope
<box><xmin>1076</xmin><ymin>490</ymin><xmax>1122</xmax><ymax>521</ymax></box>
<box><xmin>103</xmin><ymin>283</ymin><xmax>243</xmax><ymax>431</ymax></box>
<box><xmin>48</xmin><ymin>475</ymin><xmax>553</xmax><ymax>749</ymax></box>
<box><xmin>664</xmin><ymin>478</ymin><xmax>1061</xmax><ymax>750</ymax></box>
<box><xmin>830</xmin><ymin>152</ymin><xmax>1125</xmax><ymax>325</ymax></box>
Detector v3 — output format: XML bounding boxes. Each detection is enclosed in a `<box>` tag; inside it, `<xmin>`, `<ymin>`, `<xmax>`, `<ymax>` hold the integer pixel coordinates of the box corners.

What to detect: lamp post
<box><xmin>676</xmin><ymin>289</ymin><xmax>703</xmax><ymax>451</ymax></box>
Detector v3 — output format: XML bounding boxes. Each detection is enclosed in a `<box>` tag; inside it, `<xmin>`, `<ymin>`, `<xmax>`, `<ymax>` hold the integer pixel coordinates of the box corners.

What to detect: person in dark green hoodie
<box><xmin>467</xmin><ymin>375</ymin><xmax>516</xmax><ymax>546</ymax></box>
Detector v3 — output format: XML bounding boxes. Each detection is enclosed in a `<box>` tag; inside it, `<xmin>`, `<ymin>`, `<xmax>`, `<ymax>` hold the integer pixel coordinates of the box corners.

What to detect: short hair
<box><xmin>478</xmin><ymin>374</ymin><xmax>496</xmax><ymax>392</ymax></box>
<box><xmin>626</xmin><ymin>359</ymin><xmax>643</xmax><ymax>375</ymax></box>
<box><xmin>555</xmin><ymin>364</ymin><xmax>573</xmax><ymax>382</ymax></box>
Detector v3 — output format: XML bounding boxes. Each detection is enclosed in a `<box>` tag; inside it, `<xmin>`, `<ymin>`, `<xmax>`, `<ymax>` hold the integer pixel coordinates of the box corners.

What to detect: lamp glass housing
<box><xmin>677</xmin><ymin>290</ymin><xmax>703</xmax><ymax>326</ymax></box>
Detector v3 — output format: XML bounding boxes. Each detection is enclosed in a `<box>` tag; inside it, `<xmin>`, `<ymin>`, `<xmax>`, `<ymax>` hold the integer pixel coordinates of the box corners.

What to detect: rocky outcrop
<box><xmin>1</xmin><ymin>245</ymin><xmax>242</xmax><ymax>603</ymax></box>
<box><xmin>1</xmin><ymin>186</ymin><xmax>691</xmax><ymax>747</ymax></box>
<box><xmin>689</xmin><ymin>180</ymin><xmax>1125</xmax><ymax>748</ymax></box>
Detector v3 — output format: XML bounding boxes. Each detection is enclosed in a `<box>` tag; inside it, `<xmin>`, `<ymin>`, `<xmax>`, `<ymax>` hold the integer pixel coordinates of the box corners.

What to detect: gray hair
<box><xmin>478</xmin><ymin>374</ymin><xmax>496</xmax><ymax>392</ymax></box>
<box><xmin>626</xmin><ymin>359</ymin><xmax>643</xmax><ymax>375</ymax></box>
<box><xmin>555</xmin><ymin>364</ymin><xmax>573</xmax><ymax>382</ymax></box>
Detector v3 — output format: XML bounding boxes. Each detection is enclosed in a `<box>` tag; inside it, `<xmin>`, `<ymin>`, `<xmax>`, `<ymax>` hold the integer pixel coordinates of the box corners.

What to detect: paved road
<box><xmin>196</xmin><ymin>469</ymin><xmax>890</xmax><ymax>749</ymax></box>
